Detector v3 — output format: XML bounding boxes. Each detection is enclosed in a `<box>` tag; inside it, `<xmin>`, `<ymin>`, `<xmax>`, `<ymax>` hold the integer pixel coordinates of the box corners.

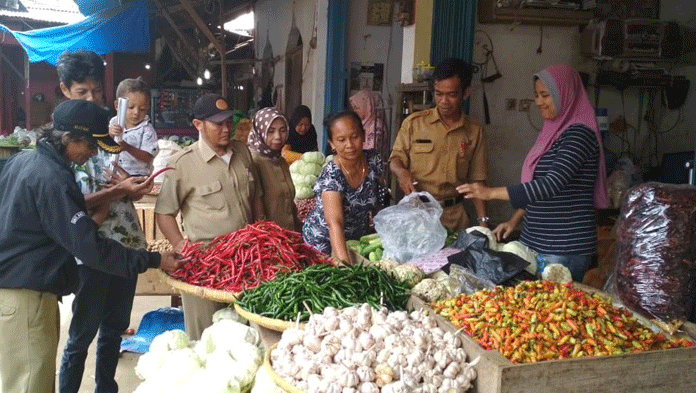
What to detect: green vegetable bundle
<box><xmin>347</xmin><ymin>233</ymin><xmax>384</xmax><ymax>262</ymax></box>
<box><xmin>235</xmin><ymin>264</ymin><xmax>411</xmax><ymax>321</ymax></box>
<box><xmin>0</xmin><ymin>135</ymin><xmax>20</xmax><ymax>147</ymax></box>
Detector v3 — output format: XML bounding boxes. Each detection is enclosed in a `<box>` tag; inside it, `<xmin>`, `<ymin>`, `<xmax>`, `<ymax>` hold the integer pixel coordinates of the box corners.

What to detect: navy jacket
<box><xmin>0</xmin><ymin>141</ymin><xmax>160</xmax><ymax>296</ymax></box>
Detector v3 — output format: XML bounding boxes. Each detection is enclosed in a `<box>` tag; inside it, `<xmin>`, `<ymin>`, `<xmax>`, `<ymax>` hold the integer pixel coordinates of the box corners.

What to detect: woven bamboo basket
<box><xmin>156</xmin><ymin>270</ymin><xmax>239</xmax><ymax>303</ymax></box>
<box><xmin>264</xmin><ymin>344</ymin><xmax>305</xmax><ymax>393</ymax></box>
<box><xmin>233</xmin><ymin>303</ymin><xmax>304</xmax><ymax>332</ymax></box>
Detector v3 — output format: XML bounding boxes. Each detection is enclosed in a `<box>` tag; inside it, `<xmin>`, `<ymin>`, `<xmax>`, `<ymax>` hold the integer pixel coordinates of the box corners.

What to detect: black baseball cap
<box><xmin>192</xmin><ymin>94</ymin><xmax>233</xmax><ymax>123</ymax></box>
<box><xmin>53</xmin><ymin>100</ymin><xmax>122</xmax><ymax>153</ymax></box>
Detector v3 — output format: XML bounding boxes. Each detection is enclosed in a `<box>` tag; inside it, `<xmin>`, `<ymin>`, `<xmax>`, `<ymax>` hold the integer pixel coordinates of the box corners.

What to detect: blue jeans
<box><xmin>536</xmin><ymin>254</ymin><xmax>593</xmax><ymax>283</ymax></box>
<box><xmin>59</xmin><ymin>266</ymin><xmax>137</xmax><ymax>393</ymax></box>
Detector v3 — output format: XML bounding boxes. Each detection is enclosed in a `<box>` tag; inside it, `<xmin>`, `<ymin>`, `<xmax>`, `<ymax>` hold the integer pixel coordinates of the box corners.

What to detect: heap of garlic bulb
<box><xmin>271</xmin><ymin>303</ymin><xmax>479</xmax><ymax>393</ymax></box>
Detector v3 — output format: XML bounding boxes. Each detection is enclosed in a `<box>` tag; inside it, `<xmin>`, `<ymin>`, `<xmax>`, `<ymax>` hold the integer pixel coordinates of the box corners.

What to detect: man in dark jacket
<box><xmin>0</xmin><ymin>100</ymin><xmax>185</xmax><ymax>393</ymax></box>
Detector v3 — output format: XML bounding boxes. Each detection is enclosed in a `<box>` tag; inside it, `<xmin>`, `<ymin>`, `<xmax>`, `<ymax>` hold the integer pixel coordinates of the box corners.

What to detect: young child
<box><xmin>108</xmin><ymin>77</ymin><xmax>159</xmax><ymax>176</ymax></box>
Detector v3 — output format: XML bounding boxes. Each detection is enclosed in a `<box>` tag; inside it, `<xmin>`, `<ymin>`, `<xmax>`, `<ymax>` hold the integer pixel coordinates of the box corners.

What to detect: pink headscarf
<box><xmin>349</xmin><ymin>90</ymin><xmax>389</xmax><ymax>161</ymax></box>
<box><xmin>350</xmin><ymin>90</ymin><xmax>378</xmax><ymax>148</ymax></box>
<box><xmin>520</xmin><ymin>64</ymin><xmax>609</xmax><ymax>209</ymax></box>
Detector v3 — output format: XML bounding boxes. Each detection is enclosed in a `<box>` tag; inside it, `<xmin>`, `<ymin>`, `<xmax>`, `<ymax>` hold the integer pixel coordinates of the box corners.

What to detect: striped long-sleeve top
<box><xmin>507</xmin><ymin>125</ymin><xmax>599</xmax><ymax>256</ymax></box>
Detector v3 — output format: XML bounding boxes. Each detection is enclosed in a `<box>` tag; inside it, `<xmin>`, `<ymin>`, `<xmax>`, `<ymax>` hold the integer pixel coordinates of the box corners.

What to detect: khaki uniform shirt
<box><xmin>390</xmin><ymin>108</ymin><xmax>487</xmax><ymax>229</ymax></box>
<box><xmin>155</xmin><ymin>140</ymin><xmax>261</xmax><ymax>243</ymax></box>
<box><xmin>251</xmin><ymin>152</ymin><xmax>299</xmax><ymax>231</ymax></box>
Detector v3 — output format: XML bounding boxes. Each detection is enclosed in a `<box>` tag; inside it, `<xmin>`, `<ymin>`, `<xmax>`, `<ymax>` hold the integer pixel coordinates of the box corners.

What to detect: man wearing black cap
<box><xmin>0</xmin><ymin>100</ymin><xmax>186</xmax><ymax>393</ymax></box>
<box><xmin>56</xmin><ymin>50</ymin><xmax>160</xmax><ymax>393</ymax></box>
<box><xmin>156</xmin><ymin>94</ymin><xmax>264</xmax><ymax>339</ymax></box>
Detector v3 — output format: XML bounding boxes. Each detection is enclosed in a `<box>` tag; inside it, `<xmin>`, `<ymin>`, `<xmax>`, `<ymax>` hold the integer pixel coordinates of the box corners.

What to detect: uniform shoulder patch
<box><xmin>70</xmin><ymin>211</ymin><xmax>87</xmax><ymax>224</ymax></box>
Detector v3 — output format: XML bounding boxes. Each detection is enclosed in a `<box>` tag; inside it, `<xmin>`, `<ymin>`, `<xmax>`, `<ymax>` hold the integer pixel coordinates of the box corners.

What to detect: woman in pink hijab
<box><xmin>349</xmin><ymin>90</ymin><xmax>389</xmax><ymax>162</ymax></box>
<box><xmin>457</xmin><ymin>64</ymin><xmax>608</xmax><ymax>282</ymax></box>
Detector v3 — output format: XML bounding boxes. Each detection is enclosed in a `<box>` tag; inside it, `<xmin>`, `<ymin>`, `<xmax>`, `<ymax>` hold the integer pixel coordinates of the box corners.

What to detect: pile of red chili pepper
<box><xmin>170</xmin><ymin>221</ymin><xmax>329</xmax><ymax>292</ymax></box>
<box><xmin>432</xmin><ymin>281</ymin><xmax>694</xmax><ymax>363</ymax></box>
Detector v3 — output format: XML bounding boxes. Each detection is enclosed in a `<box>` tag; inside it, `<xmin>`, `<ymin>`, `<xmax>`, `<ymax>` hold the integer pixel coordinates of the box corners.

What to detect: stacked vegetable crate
<box><xmin>409</xmin><ymin>285</ymin><xmax>696</xmax><ymax>393</ymax></box>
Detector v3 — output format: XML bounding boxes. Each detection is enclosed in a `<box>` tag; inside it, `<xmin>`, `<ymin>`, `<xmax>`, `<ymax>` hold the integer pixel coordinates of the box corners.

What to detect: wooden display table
<box><xmin>410</xmin><ymin>288</ymin><xmax>696</xmax><ymax>393</ymax></box>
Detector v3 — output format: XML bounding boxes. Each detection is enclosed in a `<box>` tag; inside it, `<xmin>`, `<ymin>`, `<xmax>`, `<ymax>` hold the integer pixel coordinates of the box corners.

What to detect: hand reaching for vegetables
<box><xmin>158</xmin><ymin>249</ymin><xmax>187</xmax><ymax>273</ymax></box>
<box><xmin>493</xmin><ymin>209</ymin><xmax>524</xmax><ymax>241</ymax></box>
<box><xmin>493</xmin><ymin>222</ymin><xmax>514</xmax><ymax>241</ymax></box>
<box><xmin>456</xmin><ymin>183</ymin><xmax>509</xmax><ymax>201</ymax></box>
<box><xmin>394</xmin><ymin>168</ymin><xmax>417</xmax><ymax>195</ymax></box>
<box><xmin>120</xmin><ymin>176</ymin><xmax>153</xmax><ymax>200</ymax></box>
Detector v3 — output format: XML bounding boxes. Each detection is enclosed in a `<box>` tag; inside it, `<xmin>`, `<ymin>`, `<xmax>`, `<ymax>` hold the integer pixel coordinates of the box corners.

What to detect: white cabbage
<box><xmin>499</xmin><ymin>241</ymin><xmax>538</xmax><ymax>275</ymax></box>
<box><xmin>465</xmin><ymin>226</ymin><xmax>498</xmax><ymax>250</ymax></box>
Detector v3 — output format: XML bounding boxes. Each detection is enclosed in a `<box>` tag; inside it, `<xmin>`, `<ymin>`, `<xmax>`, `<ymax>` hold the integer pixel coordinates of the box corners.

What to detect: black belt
<box><xmin>439</xmin><ymin>194</ymin><xmax>464</xmax><ymax>208</ymax></box>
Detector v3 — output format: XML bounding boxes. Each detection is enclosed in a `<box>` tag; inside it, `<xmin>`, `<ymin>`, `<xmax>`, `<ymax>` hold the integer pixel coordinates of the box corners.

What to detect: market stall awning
<box><xmin>72</xmin><ymin>0</ymin><xmax>120</xmax><ymax>16</ymax></box>
<box><xmin>0</xmin><ymin>0</ymin><xmax>149</xmax><ymax>65</ymax></box>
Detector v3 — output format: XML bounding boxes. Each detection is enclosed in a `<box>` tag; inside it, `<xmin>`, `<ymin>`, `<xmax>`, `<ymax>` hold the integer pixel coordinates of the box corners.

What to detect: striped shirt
<box><xmin>508</xmin><ymin>125</ymin><xmax>598</xmax><ymax>255</ymax></box>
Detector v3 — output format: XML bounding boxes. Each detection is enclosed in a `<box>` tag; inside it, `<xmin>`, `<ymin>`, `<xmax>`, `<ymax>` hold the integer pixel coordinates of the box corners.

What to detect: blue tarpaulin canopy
<box><xmin>0</xmin><ymin>0</ymin><xmax>149</xmax><ymax>65</ymax></box>
<box><xmin>73</xmin><ymin>0</ymin><xmax>121</xmax><ymax>16</ymax></box>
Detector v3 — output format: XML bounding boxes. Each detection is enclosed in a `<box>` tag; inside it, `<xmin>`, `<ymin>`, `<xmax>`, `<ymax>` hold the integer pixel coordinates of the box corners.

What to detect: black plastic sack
<box><xmin>445</xmin><ymin>231</ymin><xmax>530</xmax><ymax>285</ymax></box>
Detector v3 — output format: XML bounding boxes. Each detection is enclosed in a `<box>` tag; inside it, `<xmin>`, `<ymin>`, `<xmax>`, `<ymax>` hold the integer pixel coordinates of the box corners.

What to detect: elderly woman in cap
<box><xmin>0</xmin><ymin>100</ymin><xmax>184</xmax><ymax>393</ymax></box>
<box><xmin>248</xmin><ymin>107</ymin><xmax>301</xmax><ymax>231</ymax></box>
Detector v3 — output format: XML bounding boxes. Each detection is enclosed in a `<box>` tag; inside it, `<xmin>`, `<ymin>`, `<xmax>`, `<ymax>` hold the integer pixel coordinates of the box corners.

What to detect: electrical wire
<box><xmin>472</xmin><ymin>30</ymin><xmax>494</xmax><ymax>66</ymax></box>
<box><xmin>654</xmin><ymin>106</ymin><xmax>683</xmax><ymax>134</ymax></box>
<box><xmin>621</xmin><ymin>90</ymin><xmax>630</xmax><ymax>155</ymax></box>
<box><xmin>301</xmin><ymin>2</ymin><xmax>318</xmax><ymax>78</ymax></box>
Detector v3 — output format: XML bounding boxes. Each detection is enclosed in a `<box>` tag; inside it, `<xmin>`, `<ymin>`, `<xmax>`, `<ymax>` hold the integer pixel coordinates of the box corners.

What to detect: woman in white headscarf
<box><xmin>248</xmin><ymin>107</ymin><xmax>301</xmax><ymax>231</ymax></box>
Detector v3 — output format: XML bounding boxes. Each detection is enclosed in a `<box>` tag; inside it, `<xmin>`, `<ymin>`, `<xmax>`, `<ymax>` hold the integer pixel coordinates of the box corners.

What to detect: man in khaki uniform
<box><xmin>156</xmin><ymin>94</ymin><xmax>264</xmax><ymax>339</ymax></box>
<box><xmin>390</xmin><ymin>58</ymin><xmax>488</xmax><ymax>231</ymax></box>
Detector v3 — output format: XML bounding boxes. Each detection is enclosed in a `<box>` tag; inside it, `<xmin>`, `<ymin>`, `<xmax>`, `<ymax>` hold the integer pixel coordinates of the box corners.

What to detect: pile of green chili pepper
<box><xmin>235</xmin><ymin>263</ymin><xmax>411</xmax><ymax>321</ymax></box>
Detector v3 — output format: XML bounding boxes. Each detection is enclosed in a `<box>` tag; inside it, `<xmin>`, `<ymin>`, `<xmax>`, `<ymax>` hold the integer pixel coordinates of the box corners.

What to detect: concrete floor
<box><xmin>56</xmin><ymin>294</ymin><xmax>173</xmax><ymax>393</ymax></box>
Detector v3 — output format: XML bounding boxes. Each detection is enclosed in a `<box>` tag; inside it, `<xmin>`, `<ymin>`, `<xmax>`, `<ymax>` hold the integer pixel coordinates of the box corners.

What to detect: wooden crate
<box><xmin>133</xmin><ymin>193</ymin><xmax>179</xmax><ymax>296</ymax></box>
<box><xmin>135</xmin><ymin>269</ymin><xmax>178</xmax><ymax>296</ymax></box>
<box><xmin>410</xmin><ymin>291</ymin><xmax>696</xmax><ymax>393</ymax></box>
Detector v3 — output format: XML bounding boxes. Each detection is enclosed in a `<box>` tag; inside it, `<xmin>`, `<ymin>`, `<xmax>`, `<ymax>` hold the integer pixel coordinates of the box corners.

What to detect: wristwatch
<box><xmin>476</xmin><ymin>216</ymin><xmax>490</xmax><ymax>223</ymax></box>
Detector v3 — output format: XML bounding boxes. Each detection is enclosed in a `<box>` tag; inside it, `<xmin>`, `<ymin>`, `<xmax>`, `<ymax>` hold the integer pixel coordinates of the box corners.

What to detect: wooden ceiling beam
<box><xmin>152</xmin><ymin>0</ymin><xmax>198</xmax><ymax>55</ymax></box>
<box><xmin>158</xmin><ymin>27</ymin><xmax>198</xmax><ymax>79</ymax></box>
<box><xmin>178</xmin><ymin>0</ymin><xmax>224</xmax><ymax>55</ymax></box>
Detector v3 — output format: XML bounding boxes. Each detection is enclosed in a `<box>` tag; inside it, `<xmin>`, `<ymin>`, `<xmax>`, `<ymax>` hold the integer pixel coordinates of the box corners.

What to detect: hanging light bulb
<box><xmin>203</xmin><ymin>69</ymin><xmax>211</xmax><ymax>80</ymax></box>
<box><xmin>144</xmin><ymin>63</ymin><xmax>151</xmax><ymax>70</ymax></box>
<box><xmin>196</xmin><ymin>77</ymin><xmax>203</xmax><ymax>86</ymax></box>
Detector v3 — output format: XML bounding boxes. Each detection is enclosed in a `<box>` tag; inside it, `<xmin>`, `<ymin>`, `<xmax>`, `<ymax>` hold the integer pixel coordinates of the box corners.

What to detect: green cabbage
<box><xmin>295</xmin><ymin>185</ymin><xmax>314</xmax><ymax>200</ymax></box>
<box><xmin>301</xmin><ymin>151</ymin><xmax>325</xmax><ymax>165</ymax></box>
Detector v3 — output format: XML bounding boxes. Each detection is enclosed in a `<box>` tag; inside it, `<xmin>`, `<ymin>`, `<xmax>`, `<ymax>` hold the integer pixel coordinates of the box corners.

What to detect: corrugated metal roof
<box><xmin>0</xmin><ymin>0</ymin><xmax>84</xmax><ymax>25</ymax></box>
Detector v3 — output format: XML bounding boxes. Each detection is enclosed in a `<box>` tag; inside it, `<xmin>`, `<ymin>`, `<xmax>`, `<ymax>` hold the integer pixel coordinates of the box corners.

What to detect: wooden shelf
<box><xmin>478</xmin><ymin>0</ymin><xmax>593</xmax><ymax>26</ymax></box>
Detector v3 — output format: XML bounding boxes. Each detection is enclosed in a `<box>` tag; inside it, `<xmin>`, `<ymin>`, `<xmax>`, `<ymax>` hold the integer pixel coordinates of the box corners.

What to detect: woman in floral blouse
<box><xmin>302</xmin><ymin>111</ymin><xmax>383</xmax><ymax>264</ymax></box>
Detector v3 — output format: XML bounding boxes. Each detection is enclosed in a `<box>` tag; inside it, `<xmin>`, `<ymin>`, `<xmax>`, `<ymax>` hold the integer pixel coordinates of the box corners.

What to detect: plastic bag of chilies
<box><xmin>605</xmin><ymin>182</ymin><xmax>696</xmax><ymax>325</ymax></box>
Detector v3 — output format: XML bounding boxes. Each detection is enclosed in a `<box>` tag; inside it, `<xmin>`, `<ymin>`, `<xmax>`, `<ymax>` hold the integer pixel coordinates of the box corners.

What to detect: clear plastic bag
<box><xmin>605</xmin><ymin>182</ymin><xmax>696</xmax><ymax>324</ymax></box>
<box><xmin>448</xmin><ymin>264</ymin><xmax>495</xmax><ymax>295</ymax></box>
<box><xmin>373</xmin><ymin>191</ymin><xmax>447</xmax><ymax>263</ymax></box>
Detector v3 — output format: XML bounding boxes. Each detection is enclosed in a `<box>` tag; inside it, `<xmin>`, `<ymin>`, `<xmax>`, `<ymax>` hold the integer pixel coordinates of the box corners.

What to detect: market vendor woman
<box><xmin>302</xmin><ymin>111</ymin><xmax>384</xmax><ymax>264</ymax></box>
<box><xmin>457</xmin><ymin>64</ymin><xmax>608</xmax><ymax>282</ymax></box>
<box><xmin>0</xmin><ymin>100</ymin><xmax>184</xmax><ymax>392</ymax></box>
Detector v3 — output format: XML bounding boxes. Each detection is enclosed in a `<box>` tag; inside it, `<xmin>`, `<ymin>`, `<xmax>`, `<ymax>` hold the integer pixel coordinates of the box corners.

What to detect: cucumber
<box><xmin>369</xmin><ymin>251</ymin><xmax>378</xmax><ymax>261</ymax></box>
<box><xmin>360</xmin><ymin>233</ymin><xmax>380</xmax><ymax>244</ymax></box>
<box><xmin>361</xmin><ymin>242</ymin><xmax>381</xmax><ymax>256</ymax></box>
<box><xmin>368</xmin><ymin>238</ymin><xmax>382</xmax><ymax>247</ymax></box>
<box><xmin>375</xmin><ymin>248</ymin><xmax>383</xmax><ymax>260</ymax></box>
<box><xmin>346</xmin><ymin>239</ymin><xmax>361</xmax><ymax>248</ymax></box>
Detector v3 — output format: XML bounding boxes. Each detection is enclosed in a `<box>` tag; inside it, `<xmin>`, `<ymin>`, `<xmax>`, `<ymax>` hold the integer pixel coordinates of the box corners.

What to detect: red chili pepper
<box><xmin>167</xmin><ymin>221</ymin><xmax>328</xmax><ymax>291</ymax></box>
